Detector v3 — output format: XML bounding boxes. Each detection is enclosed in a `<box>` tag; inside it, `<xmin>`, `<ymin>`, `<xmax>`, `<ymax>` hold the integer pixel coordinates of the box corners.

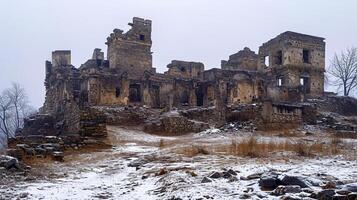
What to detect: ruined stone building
<box><xmin>40</xmin><ymin>17</ymin><xmax>325</xmax><ymax>134</ymax></box>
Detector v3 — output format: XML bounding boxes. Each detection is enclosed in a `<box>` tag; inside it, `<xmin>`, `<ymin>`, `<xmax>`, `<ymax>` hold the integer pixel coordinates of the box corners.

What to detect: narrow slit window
<box><xmin>300</xmin><ymin>78</ymin><xmax>304</xmax><ymax>86</ymax></box>
<box><xmin>277</xmin><ymin>78</ymin><xmax>283</xmax><ymax>86</ymax></box>
<box><xmin>115</xmin><ymin>87</ymin><xmax>121</xmax><ymax>97</ymax></box>
<box><xmin>264</xmin><ymin>56</ymin><xmax>270</xmax><ymax>66</ymax></box>
<box><xmin>276</xmin><ymin>51</ymin><xmax>282</xmax><ymax>65</ymax></box>
<box><xmin>303</xmin><ymin>49</ymin><xmax>310</xmax><ymax>63</ymax></box>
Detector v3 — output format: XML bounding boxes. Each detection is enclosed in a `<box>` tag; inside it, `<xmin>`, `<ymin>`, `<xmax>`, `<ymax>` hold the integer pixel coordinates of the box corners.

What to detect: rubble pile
<box><xmin>6</xmin><ymin>107</ymin><xmax>110</xmax><ymax>163</ymax></box>
<box><xmin>226</xmin><ymin>103</ymin><xmax>260</xmax><ymax>123</ymax></box>
<box><xmin>179</xmin><ymin>106</ymin><xmax>217</xmax><ymax>125</ymax></box>
<box><xmin>0</xmin><ymin>155</ymin><xmax>28</xmax><ymax>172</ymax></box>
<box><xmin>16</xmin><ymin>114</ymin><xmax>57</xmax><ymax>136</ymax></box>
<box><xmin>313</xmin><ymin>95</ymin><xmax>357</xmax><ymax>116</ymax></box>
<box><xmin>7</xmin><ymin>135</ymin><xmax>65</xmax><ymax>162</ymax></box>
<box><xmin>316</xmin><ymin>112</ymin><xmax>357</xmax><ymax>138</ymax></box>
<box><xmin>220</xmin><ymin>121</ymin><xmax>258</xmax><ymax>133</ymax></box>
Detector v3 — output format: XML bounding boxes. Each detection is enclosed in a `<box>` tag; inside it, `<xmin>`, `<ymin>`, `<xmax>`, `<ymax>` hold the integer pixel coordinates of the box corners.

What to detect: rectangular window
<box><xmin>277</xmin><ymin>78</ymin><xmax>283</xmax><ymax>86</ymax></box>
<box><xmin>303</xmin><ymin>49</ymin><xmax>310</xmax><ymax>63</ymax></box>
<box><xmin>300</xmin><ymin>78</ymin><xmax>304</xmax><ymax>86</ymax></box>
<box><xmin>115</xmin><ymin>87</ymin><xmax>121</xmax><ymax>97</ymax></box>
<box><xmin>139</xmin><ymin>34</ymin><xmax>145</xmax><ymax>41</ymax></box>
<box><xmin>276</xmin><ymin>50</ymin><xmax>282</xmax><ymax>65</ymax></box>
<box><xmin>264</xmin><ymin>56</ymin><xmax>270</xmax><ymax>66</ymax></box>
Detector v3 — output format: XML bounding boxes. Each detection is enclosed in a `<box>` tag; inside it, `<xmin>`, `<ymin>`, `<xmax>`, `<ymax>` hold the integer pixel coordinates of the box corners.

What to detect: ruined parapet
<box><xmin>165</xmin><ymin>60</ymin><xmax>204</xmax><ymax>79</ymax></box>
<box><xmin>52</xmin><ymin>50</ymin><xmax>71</xmax><ymax>67</ymax></box>
<box><xmin>106</xmin><ymin>17</ymin><xmax>153</xmax><ymax>78</ymax></box>
<box><xmin>92</xmin><ymin>48</ymin><xmax>104</xmax><ymax>60</ymax></box>
<box><xmin>221</xmin><ymin>47</ymin><xmax>258</xmax><ymax>71</ymax></box>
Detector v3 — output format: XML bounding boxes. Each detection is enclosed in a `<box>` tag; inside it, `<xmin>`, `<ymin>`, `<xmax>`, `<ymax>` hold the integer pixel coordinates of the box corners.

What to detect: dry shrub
<box><xmin>294</xmin><ymin>141</ymin><xmax>311</xmax><ymax>157</ymax></box>
<box><xmin>229</xmin><ymin>136</ymin><xmax>264</xmax><ymax>157</ymax></box>
<box><xmin>226</xmin><ymin>137</ymin><xmax>335</xmax><ymax>158</ymax></box>
<box><xmin>158</xmin><ymin>139</ymin><xmax>165</xmax><ymax>149</ymax></box>
<box><xmin>183</xmin><ymin>145</ymin><xmax>209</xmax><ymax>157</ymax></box>
<box><xmin>330</xmin><ymin>137</ymin><xmax>342</xmax><ymax>154</ymax></box>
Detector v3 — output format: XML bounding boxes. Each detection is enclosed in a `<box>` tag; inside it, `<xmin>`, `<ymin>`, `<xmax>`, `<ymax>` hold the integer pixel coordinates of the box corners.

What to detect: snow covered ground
<box><xmin>1</xmin><ymin>126</ymin><xmax>356</xmax><ymax>200</ymax></box>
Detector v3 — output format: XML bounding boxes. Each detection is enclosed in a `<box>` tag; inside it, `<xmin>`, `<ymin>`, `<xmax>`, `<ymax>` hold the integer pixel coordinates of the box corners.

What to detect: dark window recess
<box><xmin>276</xmin><ymin>50</ymin><xmax>283</xmax><ymax>65</ymax></box>
<box><xmin>303</xmin><ymin>50</ymin><xmax>310</xmax><ymax>63</ymax></box>
<box><xmin>179</xmin><ymin>66</ymin><xmax>186</xmax><ymax>72</ymax></box>
<box><xmin>115</xmin><ymin>87</ymin><xmax>121</xmax><ymax>97</ymax></box>
<box><xmin>129</xmin><ymin>84</ymin><xmax>141</xmax><ymax>102</ymax></box>
<box><xmin>180</xmin><ymin>91</ymin><xmax>189</xmax><ymax>105</ymax></box>
<box><xmin>139</xmin><ymin>34</ymin><xmax>145</xmax><ymax>41</ymax></box>
<box><xmin>195</xmin><ymin>87</ymin><xmax>204</xmax><ymax>107</ymax></box>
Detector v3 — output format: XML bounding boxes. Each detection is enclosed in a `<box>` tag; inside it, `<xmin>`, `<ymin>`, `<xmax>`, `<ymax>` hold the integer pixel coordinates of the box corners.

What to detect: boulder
<box><xmin>343</xmin><ymin>183</ymin><xmax>357</xmax><ymax>193</ymax></box>
<box><xmin>258</xmin><ymin>172</ymin><xmax>281</xmax><ymax>190</ymax></box>
<box><xmin>336</xmin><ymin>190</ymin><xmax>351</xmax><ymax>196</ymax></box>
<box><xmin>209</xmin><ymin>172</ymin><xmax>222</xmax><ymax>179</ymax></box>
<box><xmin>226</xmin><ymin>169</ymin><xmax>237</xmax><ymax>176</ymax></box>
<box><xmin>280</xmin><ymin>196</ymin><xmax>301</xmax><ymax>200</ymax></box>
<box><xmin>315</xmin><ymin>189</ymin><xmax>336</xmax><ymax>199</ymax></box>
<box><xmin>272</xmin><ymin>185</ymin><xmax>302</xmax><ymax>196</ymax></box>
<box><xmin>322</xmin><ymin>181</ymin><xmax>337</xmax><ymax>189</ymax></box>
<box><xmin>244</xmin><ymin>172</ymin><xmax>262</xmax><ymax>180</ymax></box>
<box><xmin>332</xmin><ymin>194</ymin><xmax>348</xmax><ymax>200</ymax></box>
<box><xmin>347</xmin><ymin>193</ymin><xmax>357</xmax><ymax>199</ymax></box>
<box><xmin>201</xmin><ymin>177</ymin><xmax>212</xmax><ymax>183</ymax></box>
<box><xmin>0</xmin><ymin>155</ymin><xmax>18</xmax><ymax>169</ymax></box>
<box><xmin>281</xmin><ymin>175</ymin><xmax>309</xmax><ymax>188</ymax></box>
<box><xmin>52</xmin><ymin>151</ymin><xmax>64</xmax><ymax>162</ymax></box>
<box><xmin>227</xmin><ymin>176</ymin><xmax>239</xmax><ymax>182</ymax></box>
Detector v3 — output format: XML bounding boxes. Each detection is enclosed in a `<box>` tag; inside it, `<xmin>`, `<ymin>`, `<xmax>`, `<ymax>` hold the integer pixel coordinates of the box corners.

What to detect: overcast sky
<box><xmin>1</xmin><ymin>0</ymin><xmax>356</xmax><ymax>108</ymax></box>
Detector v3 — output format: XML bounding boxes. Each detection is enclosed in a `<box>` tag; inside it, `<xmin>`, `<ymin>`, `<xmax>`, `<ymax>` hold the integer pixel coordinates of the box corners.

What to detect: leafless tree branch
<box><xmin>328</xmin><ymin>47</ymin><xmax>357</xmax><ymax>96</ymax></box>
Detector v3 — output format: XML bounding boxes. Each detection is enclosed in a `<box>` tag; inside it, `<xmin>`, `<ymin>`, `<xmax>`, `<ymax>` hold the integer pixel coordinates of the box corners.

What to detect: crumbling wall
<box><xmin>259</xmin><ymin>31</ymin><xmax>325</xmax><ymax>100</ymax></box>
<box><xmin>260</xmin><ymin>101</ymin><xmax>302</xmax><ymax>130</ymax></box>
<box><xmin>165</xmin><ymin>60</ymin><xmax>204</xmax><ymax>79</ymax></box>
<box><xmin>79</xmin><ymin>107</ymin><xmax>107</xmax><ymax>138</ymax></box>
<box><xmin>221</xmin><ymin>47</ymin><xmax>258</xmax><ymax>71</ymax></box>
<box><xmin>106</xmin><ymin>17</ymin><xmax>153</xmax><ymax>78</ymax></box>
<box><xmin>43</xmin><ymin>54</ymin><xmax>81</xmax><ymax>133</ymax></box>
<box><xmin>144</xmin><ymin>111</ymin><xmax>209</xmax><ymax>135</ymax></box>
<box><xmin>52</xmin><ymin>50</ymin><xmax>71</xmax><ymax>67</ymax></box>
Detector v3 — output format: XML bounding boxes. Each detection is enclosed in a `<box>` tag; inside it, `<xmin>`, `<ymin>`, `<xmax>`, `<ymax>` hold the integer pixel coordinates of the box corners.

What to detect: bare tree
<box><xmin>0</xmin><ymin>83</ymin><xmax>33</xmax><ymax>147</ymax></box>
<box><xmin>0</xmin><ymin>91</ymin><xmax>13</xmax><ymax>142</ymax></box>
<box><xmin>7</xmin><ymin>83</ymin><xmax>28</xmax><ymax>131</ymax></box>
<box><xmin>328</xmin><ymin>47</ymin><xmax>357</xmax><ymax>96</ymax></box>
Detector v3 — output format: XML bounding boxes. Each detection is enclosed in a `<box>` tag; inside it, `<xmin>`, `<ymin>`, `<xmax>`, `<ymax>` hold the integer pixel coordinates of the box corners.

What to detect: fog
<box><xmin>1</xmin><ymin>0</ymin><xmax>357</xmax><ymax>108</ymax></box>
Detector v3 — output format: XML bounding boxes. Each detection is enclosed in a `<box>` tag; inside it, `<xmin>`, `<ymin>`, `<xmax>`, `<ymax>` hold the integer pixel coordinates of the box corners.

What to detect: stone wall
<box><xmin>260</xmin><ymin>101</ymin><xmax>302</xmax><ymax>130</ymax></box>
<box><xmin>259</xmin><ymin>31</ymin><xmax>325</xmax><ymax>100</ymax></box>
<box><xmin>221</xmin><ymin>47</ymin><xmax>258</xmax><ymax>71</ymax></box>
<box><xmin>144</xmin><ymin>111</ymin><xmax>209</xmax><ymax>135</ymax></box>
<box><xmin>106</xmin><ymin>17</ymin><xmax>153</xmax><ymax>79</ymax></box>
<box><xmin>165</xmin><ymin>60</ymin><xmax>204</xmax><ymax>79</ymax></box>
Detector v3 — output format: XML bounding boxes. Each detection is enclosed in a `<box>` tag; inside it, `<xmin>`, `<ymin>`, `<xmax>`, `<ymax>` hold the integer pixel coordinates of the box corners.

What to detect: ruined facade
<box><xmin>41</xmin><ymin>17</ymin><xmax>326</xmax><ymax>132</ymax></box>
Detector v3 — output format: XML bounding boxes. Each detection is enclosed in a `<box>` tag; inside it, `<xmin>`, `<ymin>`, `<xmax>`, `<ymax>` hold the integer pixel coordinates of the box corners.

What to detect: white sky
<box><xmin>1</xmin><ymin>0</ymin><xmax>357</xmax><ymax>108</ymax></box>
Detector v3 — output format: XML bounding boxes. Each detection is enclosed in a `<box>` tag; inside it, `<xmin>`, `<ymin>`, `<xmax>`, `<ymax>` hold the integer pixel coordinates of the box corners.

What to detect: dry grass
<box><xmin>175</xmin><ymin>136</ymin><xmax>333</xmax><ymax>158</ymax></box>
<box><xmin>182</xmin><ymin>145</ymin><xmax>210</xmax><ymax>157</ymax></box>
<box><xmin>223</xmin><ymin>136</ymin><xmax>341</xmax><ymax>158</ymax></box>
<box><xmin>330</xmin><ymin>136</ymin><xmax>342</xmax><ymax>154</ymax></box>
<box><xmin>158</xmin><ymin>139</ymin><xmax>165</xmax><ymax>149</ymax></box>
